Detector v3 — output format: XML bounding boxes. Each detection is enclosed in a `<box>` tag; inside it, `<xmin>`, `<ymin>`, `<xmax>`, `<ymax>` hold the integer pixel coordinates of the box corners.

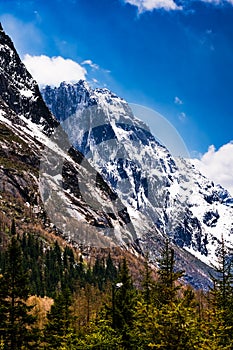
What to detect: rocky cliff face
<box><xmin>0</xmin><ymin>24</ymin><xmax>58</xmax><ymax>134</ymax></box>
<box><xmin>42</xmin><ymin>82</ymin><xmax>233</xmax><ymax>272</ymax></box>
<box><xmin>0</xmin><ymin>23</ymin><xmax>137</xmax><ymax>251</ymax></box>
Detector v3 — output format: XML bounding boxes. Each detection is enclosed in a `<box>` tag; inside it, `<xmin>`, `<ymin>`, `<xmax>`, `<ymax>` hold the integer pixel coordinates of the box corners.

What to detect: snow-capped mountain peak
<box><xmin>0</xmin><ymin>23</ymin><xmax>58</xmax><ymax>134</ymax></box>
<box><xmin>42</xmin><ymin>81</ymin><xmax>233</xmax><ymax>269</ymax></box>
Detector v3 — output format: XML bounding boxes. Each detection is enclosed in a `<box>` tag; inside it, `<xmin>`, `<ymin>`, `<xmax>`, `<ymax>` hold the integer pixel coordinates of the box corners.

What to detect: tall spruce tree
<box><xmin>155</xmin><ymin>239</ymin><xmax>184</xmax><ymax>306</ymax></box>
<box><xmin>112</xmin><ymin>258</ymin><xmax>136</xmax><ymax>348</ymax></box>
<box><xmin>0</xmin><ymin>220</ymin><xmax>37</xmax><ymax>349</ymax></box>
<box><xmin>44</xmin><ymin>287</ymin><xmax>73</xmax><ymax>349</ymax></box>
<box><xmin>105</xmin><ymin>253</ymin><xmax>117</xmax><ymax>283</ymax></box>
<box><xmin>209</xmin><ymin>235</ymin><xmax>233</xmax><ymax>348</ymax></box>
<box><xmin>141</xmin><ymin>254</ymin><xmax>155</xmax><ymax>310</ymax></box>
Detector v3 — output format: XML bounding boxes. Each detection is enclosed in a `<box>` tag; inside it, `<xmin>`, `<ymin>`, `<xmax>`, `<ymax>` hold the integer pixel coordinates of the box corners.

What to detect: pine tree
<box><xmin>93</xmin><ymin>256</ymin><xmax>105</xmax><ymax>290</ymax></box>
<box><xmin>21</xmin><ymin>233</ymin><xmax>45</xmax><ymax>296</ymax></box>
<box><xmin>141</xmin><ymin>254</ymin><xmax>155</xmax><ymax>310</ymax></box>
<box><xmin>155</xmin><ymin>239</ymin><xmax>184</xmax><ymax>306</ymax></box>
<box><xmin>0</xmin><ymin>221</ymin><xmax>37</xmax><ymax>349</ymax></box>
<box><xmin>62</xmin><ymin>246</ymin><xmax>76</xmax><ymax>292</ymax></box>
<box><xmin>44</xmin><ymin>287</ymin><xmax>73</xmax><ymax>349</ymax></box>
<box><xmin>75</xmin><ymin>318</ymin><xmax>123</xmax><ymax>349</ymax></box>
<box><xmin>209</xmin><ymin>235</ymin><xmax>233</xmax><ymax>348</ymax></box>
<box><xmin>112</xmin><ymin>258</ymin><xmax>136</xmax><ymax>348</ymax></box>
<box><xmin>105</xmin><ymin>253</ymin><xmax>117</xmax><ymax>283</ymax></box>
<box><xmin>45</xmin><ymin>241</ymin><xmax>63</xmax><ymax>296</ymax></box>
<box><xmin>132</xmin><ymin>255</ymin><xmax>201</xmax><ymax>349</ymax></box>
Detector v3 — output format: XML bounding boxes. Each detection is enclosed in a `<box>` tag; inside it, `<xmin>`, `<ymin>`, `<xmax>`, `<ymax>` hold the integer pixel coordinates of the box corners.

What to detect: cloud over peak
<box><xmin>23</xmin><ymin>54</ymin><xmax>87</xmax><ymax>87</ymax></box>
<box><xmin>192</xmin><ymin>142</ymin><xmax>233</xmax><ymax>196</ymax></box>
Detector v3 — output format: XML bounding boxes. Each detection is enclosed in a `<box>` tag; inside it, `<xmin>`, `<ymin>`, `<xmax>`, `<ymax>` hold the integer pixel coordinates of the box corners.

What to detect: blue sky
<box><xmin>0</xmin><ymin>0</ymin><xmax>233</xmax><ymax>192</ymax></box>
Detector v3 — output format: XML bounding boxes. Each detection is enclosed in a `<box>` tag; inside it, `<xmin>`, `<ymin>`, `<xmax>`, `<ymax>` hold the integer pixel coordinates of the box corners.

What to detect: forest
<box><xmin>0</xmin><ymin>220</ymin><xmax>233</xmax><ymax>349</ymax></box>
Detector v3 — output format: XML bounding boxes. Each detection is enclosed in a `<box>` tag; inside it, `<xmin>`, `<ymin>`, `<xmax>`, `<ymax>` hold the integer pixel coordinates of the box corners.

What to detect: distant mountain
<box><xmin>42</xmin><ymin>82</ymin><xmax>233</xmax><ymax>286</ymax></box>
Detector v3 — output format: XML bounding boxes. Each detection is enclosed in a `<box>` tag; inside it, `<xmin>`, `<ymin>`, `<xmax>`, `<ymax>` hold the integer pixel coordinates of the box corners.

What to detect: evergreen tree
<box><xmin>112</xmin><ymin>258</ymin><xmax>136</xmax><ymax>348</ymax></box>
<box><xmin>44</xmin><ymin>241</ymin><xmax>63</xmax><ymax>296</ymax></box>
<box><xmin>155</xmin><ymin>239</ymin><xmax>184</xmax><ymax>306</ymax></box>
<box><xmin>75</xmin><ymin>254</ymin><xmax>85</xmax><ymax>286</ymax></box>
<box><xmin>131</xmin><ymin>252</ymin><xmax>201</xmax><ymax>350</ymax></box>
<box><xmin>141</xmin><ymin>254</ymin><xmax>155</xmax><ymax>310</ymax></box>
<box><xmin>75</xmin><ymin>318</ymin><xmax>123</xmax><ymax>349</ymax></box>
<box><xmin>105</xmin><ymin>253</ymin><xmax>117</xmax><ymax>283</ymax></box>
<box><xmin>44</xmin><ymin>287</ymin><xmax>73</xmax><ymax>349</ymax></box>
<box><xmin>0</xmin><ymin>221</ymin><xmax>37</xmax><ymax>349</ymax></box>
<box><xmin>21</xmin><ymin>233</ymin><xmax>45</xmax><ymax>296</ymax></box>
<box><xmin>132</xmin><ymin>297</ymin><xmax>202</xmax><ymax>350</ymax></box>
<box><xmin>209</xmin><ymin>236</ymin><xmax>233</xmax><ymax>348</ymax></box>
<box><xmin>93</xmin><ymin>256</ymin><xmax>106</xmax><ymax>290</ymax></box>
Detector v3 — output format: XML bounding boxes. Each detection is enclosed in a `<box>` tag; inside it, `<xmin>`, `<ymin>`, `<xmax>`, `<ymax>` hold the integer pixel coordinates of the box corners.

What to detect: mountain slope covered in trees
<box><xmin>1</xmin><ymin>221</ymin><xmax>233</xmax><ymax>349</ymax></box>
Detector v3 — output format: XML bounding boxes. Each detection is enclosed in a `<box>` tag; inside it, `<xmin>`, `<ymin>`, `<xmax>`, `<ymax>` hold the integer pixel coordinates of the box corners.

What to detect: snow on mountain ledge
<box><xmin>0</xmin><ymin>24</ymin><xmax>58</xmax><ymax>135</ymax></box>
<box><xmin>41</xmin><ymin>81</ymin><xmax>233</xmax><ymax>267</ymax></box>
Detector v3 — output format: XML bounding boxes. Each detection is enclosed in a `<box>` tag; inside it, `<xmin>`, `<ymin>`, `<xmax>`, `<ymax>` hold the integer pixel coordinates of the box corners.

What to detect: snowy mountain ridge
<box><xmin>0</xmin><ymin>24</ymin><xmax>139</xmax><ymax>251</ymax></box>
<box><xmin>0</xmin><ymin>24</ymin><xmax>58</xmax><ymax>135</ymax></box>
<box><xmin>42</xmin><ymin>82</ymin><xmax>233</xmax><ymax>269</ymax></box>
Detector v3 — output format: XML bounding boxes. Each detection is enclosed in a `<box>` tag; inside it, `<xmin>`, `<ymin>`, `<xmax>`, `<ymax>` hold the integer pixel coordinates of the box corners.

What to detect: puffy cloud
<box><xmin>123</xmin><ymin>0</ymin><xmax>182</xmax><ymax>12</ymax></box>
<box><xmin>23</xmin><ymin>54</ymin><xmax>87</xmax><ymax>87</ymax></box>
<box><xmin>192</xmin><ymin>142</ymin><xmax>233</xmax><ymax>196</ymax></box>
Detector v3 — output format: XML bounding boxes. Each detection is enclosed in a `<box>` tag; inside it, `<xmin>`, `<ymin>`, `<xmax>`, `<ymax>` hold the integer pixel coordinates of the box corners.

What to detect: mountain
<box><xmin>0</xmin><ymin>23</ymin><xmax>138</xmax><ymax>252</ymax></box>
<box><xmin>0</xmin><ymin>24</ymin><xmax>58</xmax><ymax>135</ymax></box>
<box><xmin>42</xmin><ymin>82</ymin><xmax>233</xmax><ymax>282</ymax></box>
<box><xmin>0</xmin><ymin>22</ymin><xmax>230</xmax><ymax>289</ymax></box>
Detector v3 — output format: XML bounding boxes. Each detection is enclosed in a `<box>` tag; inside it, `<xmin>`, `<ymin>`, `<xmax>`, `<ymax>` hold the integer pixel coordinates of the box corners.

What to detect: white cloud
<box><xmin>23</xmin><ymin>54</ymin><xmax>87</xmax><ymax>87</ymax></box>
<box><xmin>123</xmin><ymin>0</ymin><xmax>182</xmax><ymax>12</ymax></box>
<box><xmin>82</xmin><ymin>59</ymin><xmax>99</xmax><ymax>70</ymax></box>
<box><xmin>192</xmin><ymin>142</ymin><xmax>233</xmax><ymax>196</ymax></box>
<box><xmin>123</xmin><ymin>0</ymin><xmax>233</xmax><ymax>12</ymax></box>
<box><xmin>174</xmin><ymin>96</ymin><xmax>183</xmax><ymax>105</ymax></box>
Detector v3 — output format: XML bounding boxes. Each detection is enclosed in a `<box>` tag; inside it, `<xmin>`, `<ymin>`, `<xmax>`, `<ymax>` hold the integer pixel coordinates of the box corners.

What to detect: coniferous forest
<box><xmin>0</xmin><ymin>220</ymin><xmax>233</xmax><ymax>349</ymax></box>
